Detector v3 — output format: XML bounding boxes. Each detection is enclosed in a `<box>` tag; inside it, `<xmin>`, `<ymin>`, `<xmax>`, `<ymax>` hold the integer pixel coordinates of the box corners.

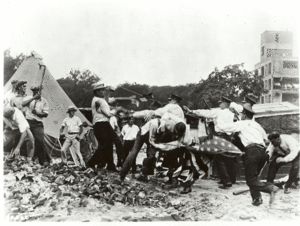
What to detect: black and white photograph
<box><xmin>2</xmin><ymin>0</ymin><xmax>299</xmax><ymax>222</ymax></box>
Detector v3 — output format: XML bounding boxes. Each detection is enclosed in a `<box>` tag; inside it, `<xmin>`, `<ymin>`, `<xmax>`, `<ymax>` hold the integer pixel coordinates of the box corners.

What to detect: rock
<box><xmin>240</xmin><ymin>215</ymin><xmax>256</xmax><ymax>220</ymax></box>
<box><xmin>112</xmin><ymin>179</ymin><xmax>122</xmax><ymax>185</ymax></box>
<box><xmin>122</xmin><ymin>216</ymin><xmax>131</xmax><ymax>220</ymax></box>
<box><xmin>55</xmin><ymin>176</ymin><xmax>65</xmax><ymax>185</ymax></box>
<box><xmin>169</xmin><ymin>190</ymin><xmax>177</xmax><ymax>196</ymax></box>
<box><xmin>128</xmin><ymin>197</ymin><xmax>135</xmax><ymax>205</ymax></box>
<box><xmin>138</xmin><ymin>191</ymin><xmax>146</xmax><ymax>199</ymax></box>
<box><xmin>11</xmin><ymin>207</ymin><xmax>19</xmax><ymax>213</ymax></box>
<box><xmin>34</xmin><ymin>197</ymin><xmax>47</xmax><ymax>208</ymax></box>
<box><xmin>107</xmin><ymin>199</ymin><xmax>115</xmax><ymax>205</ymax></box>
<box><xmin>121</xmin><ymin>188</ymin><xmax>129</xmax><ymax>195</ymax></box>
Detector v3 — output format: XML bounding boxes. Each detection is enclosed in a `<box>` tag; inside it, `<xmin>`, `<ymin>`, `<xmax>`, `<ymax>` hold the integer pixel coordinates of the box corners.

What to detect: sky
<box><xmin>2</xmin><ymin>0</ymin><xmax>299</xmax><ymax>88</ymax></box>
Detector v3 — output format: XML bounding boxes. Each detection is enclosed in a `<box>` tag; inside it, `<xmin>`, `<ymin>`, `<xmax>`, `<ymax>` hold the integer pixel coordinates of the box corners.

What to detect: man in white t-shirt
<box><xmin>266</xmin><ymin>132</ymin><xmax>300</xmax><ymax>194</ymax></box>
<box><xmin>59</xmin><ymin>106</ymin><xmax>85</xmax><ymax>167</ymax></box>
<box><xmin>85</xmin><ymin>83</ymin><xmax>117</xmax><ymax>172</ymax></box>
<box><xmin>3</xmin><ymin>107</ymin><xmax>35</xmax><ymax>165</ymax></box>
<box><xmin>121</xmin><ymin>117</ymin><xmax>140</xmax><ymax>174</ymax></box>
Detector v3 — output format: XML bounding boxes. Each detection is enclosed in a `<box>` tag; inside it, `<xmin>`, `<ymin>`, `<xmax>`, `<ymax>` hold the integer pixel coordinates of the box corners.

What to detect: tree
<box><xmin>3</xmin><ymin>49</ymin><xmax>26</xmax><ymax>84</ymax></box>
<box><xmin>188</xmin><ymin>63</ymin><xmax>266</xmax><ymax>109</ymax></box>
<box><xmin>57</xmin><ymin>69</ymin><xmax>101</xmax><ymax>107</ymax></box>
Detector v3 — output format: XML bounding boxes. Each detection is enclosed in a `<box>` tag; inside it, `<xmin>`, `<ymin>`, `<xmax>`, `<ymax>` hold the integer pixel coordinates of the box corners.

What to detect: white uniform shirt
<box><xmin>24</xmin><ymin>96</ymin><xmax>49</xmax><ymax>122</ymax></box>
<box><xmin>110</xmin><ymin>116</ymin><xmax>118</xmax><ymax>130</ymax></box>
<box><xmin>192</xmin><ymin>108</ymin><xmax>234</xmax><ymax>135</ymax></box>
<box><xmin>121</xmin><ymin>124</ymin><xmax>140</xmax><ymax>141</ymax></box>
<box><xmin>3</xmin><ymin>107</ymin><xmax>29</xmax><ymax>133</ymax></box>
<box><xmin>266</xmin><ymin>135</ymin><xmax>299</xmax><ymax>163</ymax></box>
<box><xmin>154</xmin><ymin>103</ymin><xmax>184</xmax><ymax>120</ymax></box>
<box><xmin>218</xmin><ymin>119</ymin><xmax>268</xmax><ymax>147</ymax></box>
<box><xmin>91</xmin><ymin>97</ymin><xmax>110</xmax><ymax>124</ymax></box>
<box><xmin>62</xmin><ymin>116</ymin><xmax>82</xmax><ymax>133</ymax></box>
<box><xmin>133</xmin><ymin>110</ymin><xmax>155</xmax><ymax>119</ymax></box>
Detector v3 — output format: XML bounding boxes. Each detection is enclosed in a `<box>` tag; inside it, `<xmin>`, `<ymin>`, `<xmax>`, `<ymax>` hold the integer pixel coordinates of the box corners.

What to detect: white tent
<box><xmin>4</xmin><ymin>52</ymin><xmax>96</xmax><ymax>159</ymax></box>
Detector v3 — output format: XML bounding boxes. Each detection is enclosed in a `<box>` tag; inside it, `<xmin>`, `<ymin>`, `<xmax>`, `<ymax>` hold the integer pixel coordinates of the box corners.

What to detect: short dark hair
<box><xmin>268</xmin><ymin>131</ymin><xmax>280</xmax><ymax>140</ymax></box>
<box><xmin>242</xmin><ymin>110</ymin><xmax>254</xmax><ymax>119</ymax></box>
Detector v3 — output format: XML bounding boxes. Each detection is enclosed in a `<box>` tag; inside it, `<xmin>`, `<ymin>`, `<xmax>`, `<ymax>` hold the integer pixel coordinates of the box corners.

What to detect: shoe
<box><xmin>181</xmin><ymin>186</ymin><xmax>192</xmax><ymax>194</ymax></box>
<box><xmin>283</xmin><ymin>184</ymin><xmax>291</xmax><ymax>194</ymax></box>
<box><xmin>82</xmin><ymin>167</ymin><xmax>94</xmax><ymax>174</ymax></box>
<box><xmin>252</xmin><ymin>198</ymin><xmax>263</xmax><ymax>206</ymax></box>
<box><xmin>269</xmin><ymin>186</ymin><xmax>280</xmax><ymax>205</ymax></box>
<box><xmin>136</xmin><ymin>173</ymin><xmax>148</xmax><ymax>182</ymax></box>
<box><xmin>107</xmin><ymin>167</ymin><xmax>119</xmax><ymax>173</ymax></box>
<box><xmin>217</xmin><ymin>181</ymin><xmax>223</xmax><ymax>184</ymax></box>
<box><xmin>218</xmin><ymin>183</ymin><xmax>232</xmax><ymax>189</ymax></box>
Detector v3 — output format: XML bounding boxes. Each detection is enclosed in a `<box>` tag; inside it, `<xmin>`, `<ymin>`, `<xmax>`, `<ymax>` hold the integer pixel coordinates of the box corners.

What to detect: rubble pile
<box><xmin>4</xmin><ymin>157</ymin><xmax>200</xmax><ymax>221</ymax></box>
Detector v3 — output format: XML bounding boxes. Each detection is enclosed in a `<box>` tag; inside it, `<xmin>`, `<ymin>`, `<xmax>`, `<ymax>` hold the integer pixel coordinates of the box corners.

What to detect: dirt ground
<box><xmin>3</xmin><ymin>149</ymin><xmax>300</xmax><ymax>223</ymax></box>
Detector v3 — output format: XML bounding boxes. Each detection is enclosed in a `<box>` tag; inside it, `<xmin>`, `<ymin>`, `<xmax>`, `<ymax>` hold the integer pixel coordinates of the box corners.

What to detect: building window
<box><xmin>261</xmin><ymin>46</ymin><xmax>264</xmax><ymax>56</ymax></box>
<box><xmin>268</xmin><ymin>63</ymin><xmax>272</xmax><ymax>74</ymax></box>
<box><xmin>275</xmin><ymin>33</ymin><xmax>279</xmax><ymax>42</ymax></box>
<box><xmin>269</xmin><ymin>79</ymin><xmax>271</xmax><ymax>90</ymax></box>
<box><xmin>265</xmin><ymin>65</ymin><xmax>267</xmax><ymax>75</ymax></box>
<box><xmin>283</xmin><ymin>61</ymin><xmax>298</xmax><ymax>69</ymax></box>
<box><xmin>261</xmin><ymin>96</ymin><xmax>264</xmax><ymax>104</ymax></box>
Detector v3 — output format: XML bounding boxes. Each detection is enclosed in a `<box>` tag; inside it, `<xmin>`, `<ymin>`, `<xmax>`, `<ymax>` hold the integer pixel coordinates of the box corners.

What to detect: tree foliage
<box><xmin>57</xmin><ymin>69</ymin><xmax>100</xmax><ymax>107</ymax></box>
<box><xmin>188</xmin><ymin>63</ymin><xmax>265</xmax><ymax>109</ymax></box>
<box><xmin>3</xmin><ymin>51</ymin><xmax>266</xmax><ymax>110</ymax></box>
<box><xmin>3</xmin><ymin>49</ymin><xmax>26</xmax><ymax>84</ymax></box>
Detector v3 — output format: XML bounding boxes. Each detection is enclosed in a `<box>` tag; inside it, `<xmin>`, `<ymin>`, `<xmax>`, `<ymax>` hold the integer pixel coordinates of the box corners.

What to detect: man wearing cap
<box><xmin>59</xmin><ymin>106</ymin><xmax>85</xmax><ymax>167</ymax></box>
<box><xmin>148</xmin><ymin>93</ymin><xmax>184</xmax><ymax>120</ymax></box>
<box><xmin>242</xmin><ymin>95</ymin><xmax>257</xmax><ymax>107</ymax></box>
<box><xmin>266</xmin><ymin>132</ymin><xmax>299</xmax><ymax>194</ymax></box>
<box><xmin>86</xmin><ymin>83</ymin><xmax>117</xmax><ymax>172</ymax></box>
<box><xmin>218</xmin><ymin>103</ymin><xmax>279</xmax><ymax>206</ymax></box>
<box><xmin>10</xmin><ymin>81</ymin><xmax>28</xmax><ymax>114</ymax></box>
<box><xmin>121</xmin><ymin>116</ymin><xmax>140</xmax><ymax>175</ymax></box>
<box><xmin>105</xmin><ymin>86</ymin><xmax>125</xmax><ymax>169</ymax></box>
<box><xmin>183</xmin><ymin>96</ymin><xmax>237</xmax><ymax>189</ymax></box>
<box><xmin>4</xmin><ymin>80</ymin><xmax>19</xmax><ymax>107</ymax></box>
<box><xmin>3</xmin><ymin>107</ymin><xmax>35</xmax><ymax>165</ymax></box>
<box><xmin>21</xmin><ymin>86</ymin><xmax>50</xmax><ymax>166</ymax></box>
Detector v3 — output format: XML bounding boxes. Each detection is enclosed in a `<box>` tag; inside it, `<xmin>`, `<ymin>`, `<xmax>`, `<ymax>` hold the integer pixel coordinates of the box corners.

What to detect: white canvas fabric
<box><xmin>4</xmin><ymin>53</ymin><xmax>92</xmax><ymax>138</ymax></box>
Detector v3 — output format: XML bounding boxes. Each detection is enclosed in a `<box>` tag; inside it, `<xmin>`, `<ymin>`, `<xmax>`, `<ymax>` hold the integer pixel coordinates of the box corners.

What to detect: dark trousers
<box><xmin>244</xmin><ymin>145</ymin><xmax>274</xmax><ymax>200</ymax></box>
<box><xmin>267</xmin><ymin>152</ymin><xmax>300</xmax><ymax>188</ymax></box>
<box><xmin>120</xmin><ymin>131</ymin><xmax>149</xmax><ymax>180</ymax></box>
<box><xmin>28</xmin><ymin>120</ymin><xmax>50</xmax><ymax>165</ymax></box>
<box><xmin>141</xmin><ymin>145</ymin><xmax>157</xmax><ymax>176</ymax></box>
<box><xmin>87</xmin><ymin>121</ymin><xmax>115</xmax><ymax>170</ymax></box>
<box><xmin>123</xmin><ymin>140</ymin><xmax>136</xmax><ymax>173</ymax></box>
<box><xmin>110</xmin><ymin>128</ymin><xmax>124</xmax><ymax>166</ymax></box>
<box><xmin>214</xmin><ymin>133</ymin><xmax>236</xmax><ymax>184</ymax></box>
<box><xmin>141</xmin><ymin>131</ymin><xmax>177</xmax><ymax>176</ymax></box>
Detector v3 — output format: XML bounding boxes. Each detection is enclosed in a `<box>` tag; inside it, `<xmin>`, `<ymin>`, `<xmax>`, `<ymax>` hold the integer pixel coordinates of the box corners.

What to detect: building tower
<box><xmin>255</xmin><ymin>31</ymin><xmax>299</xmax><ymax>105</ymax></box>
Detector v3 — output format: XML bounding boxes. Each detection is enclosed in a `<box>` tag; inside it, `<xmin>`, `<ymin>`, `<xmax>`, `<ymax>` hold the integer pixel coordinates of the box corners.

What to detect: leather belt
<box><xmin>68</xmin><ymin>132</ymin><xmax>79</xmax><ymax>135</ymax></box>
<box><xmin>245</xmin><ymin>143</ymin><xmax>265</xmax><ymax>150</ymax></box>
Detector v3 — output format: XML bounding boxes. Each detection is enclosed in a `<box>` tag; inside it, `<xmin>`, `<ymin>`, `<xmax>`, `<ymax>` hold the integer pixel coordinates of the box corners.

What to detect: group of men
<box><xmin>3</xmin><ymin>80</ymin><xmax>299</xmax><ymax>207</ymax></box>
<box><xmin>3</xmin><ymin>80</ymin><xmax>50</xmax><ymax>166</ymax></box>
